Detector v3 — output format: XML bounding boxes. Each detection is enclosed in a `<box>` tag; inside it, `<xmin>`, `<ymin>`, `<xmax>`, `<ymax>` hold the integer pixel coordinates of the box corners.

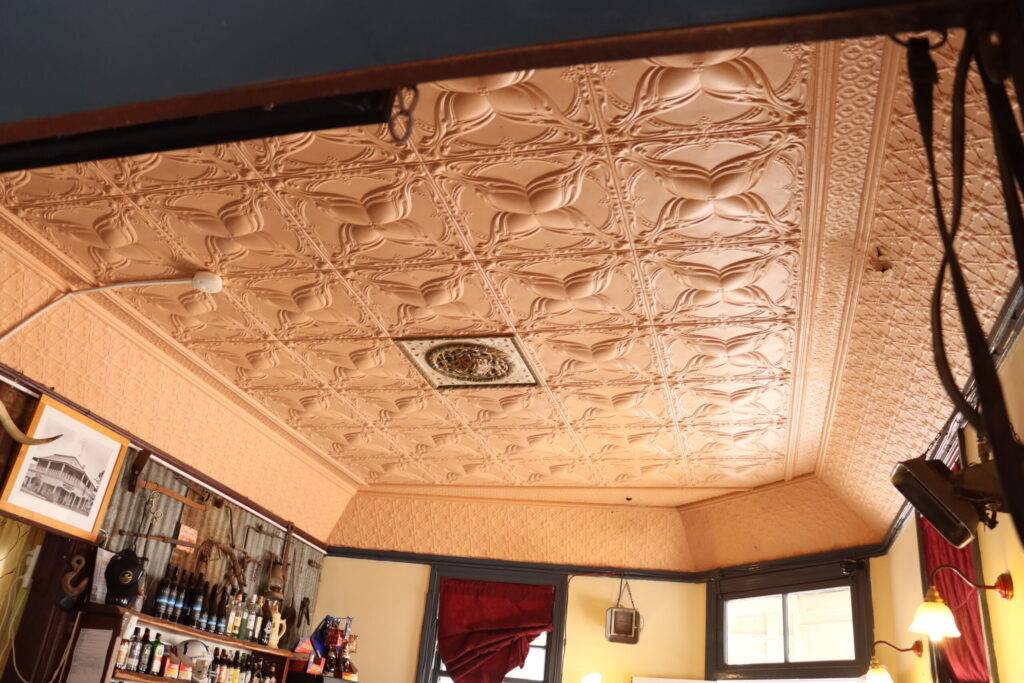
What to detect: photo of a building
<box><xmin>20</xmin><ymin>453</ymin><xmax>101</xmax><ymax>516</ymax></box>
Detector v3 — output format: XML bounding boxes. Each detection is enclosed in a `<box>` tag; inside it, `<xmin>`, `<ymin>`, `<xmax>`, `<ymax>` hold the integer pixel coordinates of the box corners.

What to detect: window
<box><xmin>707</xmin><ymin>561</ymin><xmax>872</xmax><ymax>680</ymax></box>
<box><xmin>416</xmin><ymin>566</ymin><xmax>567</xmax><ymax>683</ymax></box>
<box><xmin>725</xmin><ymin>586</ymin><xmax>856</xmax><ymax>665</ymax></box>
<box><xmin>436</xmin><ymin>631</ymin><xmax>549</xmax><ymax>683</ymax></box>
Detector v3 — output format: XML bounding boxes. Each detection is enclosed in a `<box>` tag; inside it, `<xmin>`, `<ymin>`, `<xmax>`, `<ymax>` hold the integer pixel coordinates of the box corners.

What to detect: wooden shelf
<box><xmin>89</xmin><ymin>604</ymin><xmax>293</xmax><ymax>659</ymax></box>
<box><xmin>111</xmin><ymin>670</ymin><xmax>177</xmax><ymax>683</ymax></box>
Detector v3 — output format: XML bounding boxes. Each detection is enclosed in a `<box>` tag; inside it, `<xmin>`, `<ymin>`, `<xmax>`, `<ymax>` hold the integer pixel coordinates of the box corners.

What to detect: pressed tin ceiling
<box><xmin>0</xmin><ymin>33</ymin><xmax>1017</xmax><ymax>539</ymax></box>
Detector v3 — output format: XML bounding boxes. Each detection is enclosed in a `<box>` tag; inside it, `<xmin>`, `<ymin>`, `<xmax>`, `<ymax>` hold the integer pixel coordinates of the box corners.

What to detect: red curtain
<box><xmin>918</xmin><ymin>516</ymin><xmax>990</xmax><ymax>682</ymax></box>
<box><xmin>438</xmin><ymin>578</ymin><xmax>554</xmax><ymax>683</ymax></box>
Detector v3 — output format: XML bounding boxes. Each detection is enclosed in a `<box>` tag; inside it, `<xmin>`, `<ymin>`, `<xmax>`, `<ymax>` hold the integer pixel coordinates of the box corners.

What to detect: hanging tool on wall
<box><xmin>126</xmin><ymin>451</ymin><xmax>207</xmax><ymax>511</ymax></box>
<box><xmin>56</xmin><ymin>554</ymin><xmax>89</xmax><ymax>611</ymax></box>
<box><xmin>266</xmin><ymin>522</ymin><xmax>293</xmax><ymax>601</ymax></box>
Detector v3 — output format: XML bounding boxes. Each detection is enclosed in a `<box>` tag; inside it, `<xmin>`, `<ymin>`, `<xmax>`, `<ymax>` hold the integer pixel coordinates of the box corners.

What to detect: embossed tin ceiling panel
<box><xmin>0</xmin><ymin>33</ymin><xmax>1016</xmax><ymax>545</ymax></box>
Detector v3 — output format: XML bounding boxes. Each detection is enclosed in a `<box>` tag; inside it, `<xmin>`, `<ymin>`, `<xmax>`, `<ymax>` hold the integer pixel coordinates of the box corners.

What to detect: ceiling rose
<box><xmin>426</xmin><ymin>342</ymin><xmax>513</xmax><ymax>382</ymax></box>
<box><xmin>397</xmin><ymin>336</ymin><xmax>537</xmax><ymax>388</ymax></box>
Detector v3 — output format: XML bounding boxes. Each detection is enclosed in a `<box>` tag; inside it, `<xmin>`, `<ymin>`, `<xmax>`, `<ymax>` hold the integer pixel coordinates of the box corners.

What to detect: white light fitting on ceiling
<box><xmin>0</xmin><ymin>271</ymin><xmax>223</xmax><ymax>444</ymax></box>
<box><xmin>395</xmin><ymin>335</ymin><xmax>538</xmax><ymax>389</ymax></box>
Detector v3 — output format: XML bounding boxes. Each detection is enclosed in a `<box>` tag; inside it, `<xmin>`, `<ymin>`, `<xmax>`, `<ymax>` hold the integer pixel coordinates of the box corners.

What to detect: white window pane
<box><xmin>531</xmin><ymin>631</ymin><xmax>547</xmax><ymax>646</ymax></box>
<box><xmin>439</xmin><ymin>677</ymin><xmax>454</xmax><ymax>683</ymax></box>
<box><xmin>786</xmin><ymin>586</ymin><xmax>856</xmax><ymax>662</ymax></box>
<box><xmin>504</xmin><ymin>644</ymin><xmax>546</xmax><ymax>681</ymax></box>
<box><xmin>725</xmin><ymin>594</ymin><xmax>785</xmax><ymax>665</ymax></box>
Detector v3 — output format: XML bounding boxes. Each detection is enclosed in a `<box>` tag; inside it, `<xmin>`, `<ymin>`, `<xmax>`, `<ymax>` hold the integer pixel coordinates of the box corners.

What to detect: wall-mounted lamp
<box><xmin>909</xmin><ymin>564</ymin><xmax>1013</xmax><ymax>642</ymax></box>
<box><xmin>581</xmin><ymin>674</ymin><xmax>602</xmax><ymax>683</ymax></box>
<box><xmin>0</xmin><ymin>271</ymin><xmax>223</xmax><ymax>444</ymax></box>
<box><xmin>865</xmin><ymin>639</ymin><xmax>923</xmax><ymax>683</ymax></box>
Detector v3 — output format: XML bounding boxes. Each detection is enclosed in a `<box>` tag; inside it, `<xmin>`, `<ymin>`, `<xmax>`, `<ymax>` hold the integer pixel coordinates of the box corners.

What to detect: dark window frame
<box><xmin>415</xmin><ymin>564</ymin><xmax>568</xmax><ymax>683</ymax></box>
<box><xmin>705</xmin><ymin>560</ymin><xmax>873</xmax><ymax>680</ymax></box>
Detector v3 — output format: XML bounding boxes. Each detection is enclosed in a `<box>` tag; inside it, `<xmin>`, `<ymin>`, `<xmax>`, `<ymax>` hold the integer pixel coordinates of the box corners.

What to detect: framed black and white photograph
<box><xmin>0</xmin><ymin>395</ymin><xmax>129</xmax><ymax>542</ymax></box>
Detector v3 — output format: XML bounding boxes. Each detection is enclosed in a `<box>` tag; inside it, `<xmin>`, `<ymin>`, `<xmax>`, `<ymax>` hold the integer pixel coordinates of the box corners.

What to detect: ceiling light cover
<box><xmin>864</xmin><ymin>658</ymin><xmax>895</xmax><ymax>683</ymax></box>
<box><xmin>908</xmin><ymin>586</ymin><xmax>961</xmax><ymax>642</ymax></box>
<box><xmin>396</xmin><ymin>336</ymin><xmax>538</xmax><ymax>388</ymax></box>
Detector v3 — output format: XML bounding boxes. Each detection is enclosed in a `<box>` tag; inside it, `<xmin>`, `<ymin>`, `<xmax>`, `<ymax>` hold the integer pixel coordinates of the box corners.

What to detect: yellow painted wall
<box><xmin>869</xmin><ymin>521</ymin><xmax>933</xmax><ymax>683</ymax></box>
<box><xmin>314</xmin><ymin>558</ymin><xmax>707</xmax><ymax>683</ymax></box>
<box><xmin>562</xmin><ymin>576</ymin><xmax>705</xmax><ymax>683</ymax></box>
<box><xmin>0</xmin><ymin>517</ymin><xmax>43</xmax><ymax>671</ymax></box>
<box><xmin>314</xmin><ymin>557</ymin><xmax>432</xmax><ymax>683</ymax></box>
<box><xmin>972</xmin><ymin>332</ymin><xmax>1024</xmax><ymax>682</ymax></box>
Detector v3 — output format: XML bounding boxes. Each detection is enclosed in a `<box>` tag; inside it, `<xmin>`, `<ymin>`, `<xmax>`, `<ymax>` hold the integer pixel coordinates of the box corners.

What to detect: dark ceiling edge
<box><xmin>0</xmin><ymin>360</ymin><xmax>329</xmax><ymax>551</ymax></box>
<box><xmin>326</xmin><ymin>542</ymin><xmax>890</xmax><ymax>583</ymax></box>
<box><xmin>0</xmin><ymin>0</ymin><xmax>990</xmax><ymax>145</ymax></box>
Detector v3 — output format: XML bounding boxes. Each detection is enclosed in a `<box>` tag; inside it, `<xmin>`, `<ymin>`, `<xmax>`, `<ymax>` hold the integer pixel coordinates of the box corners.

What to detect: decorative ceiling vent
<box><xmin>396</xmin><ymin>335</ymin><xmax>538</xmax><ymax>389</ymax></box>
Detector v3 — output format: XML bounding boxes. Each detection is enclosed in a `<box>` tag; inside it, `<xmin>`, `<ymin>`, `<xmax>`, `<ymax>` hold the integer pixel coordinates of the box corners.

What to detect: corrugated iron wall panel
<box><xmin>100</xmin><ymin>451</ymin><xmax>323</xmax><ymax>648</ymax></box>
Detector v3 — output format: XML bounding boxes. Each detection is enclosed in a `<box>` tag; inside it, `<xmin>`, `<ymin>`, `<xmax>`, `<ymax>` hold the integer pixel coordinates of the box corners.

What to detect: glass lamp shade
<box><xmin>865</xmin><ymin>657</ymin><xmax>895</xmax><ymax>683</ymax></box>
<box><xmin>909</xmin><ymin>585</ymin><xmax>961</xmax><ymax>641</ymax></box>
<box><xmin>581</xmin><ymin>675</ymin><xmax>602</xmax><ymax>683</ymax></box>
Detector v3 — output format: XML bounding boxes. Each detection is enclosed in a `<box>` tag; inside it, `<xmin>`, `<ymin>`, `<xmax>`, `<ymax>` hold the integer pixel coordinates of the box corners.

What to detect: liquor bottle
<box><xmin>235</xmin><ymin>593</ymin><xmax>248</xmax><ymax>639</ymax></box>
<box><xmin>236</xmin><ymin>593</ymin><xmax>250</xmax><ymax>640</ymax></box>
<box><xmin>137</xmin><ymin>629</ymin><xmax>153</xmax><ymax>675</ymax></box>
<box><xmin>250</xmin><ymin>597</ymin><xmax>265</xmax><ymax>644</ymax></box>
<box><xmin>217</xmin><ymin>588</ymin><xmax>229</xmax><ymax>635</ymax></box>
<box><xmin>188</xmin><ymin>573</ymin><xmax>205</xmax><ymax>627</ymax></box>
<box><xmin>113</xmin><ymin>637</ymin><xmax>129</xmax><ymax>671</ymax></box>
<box><xmin>178</xmin><ymin>571</ymin><xmax>194</xmax><ymax>625</ymax></box>
<box><xmin>258</xmin><ymin>600</ymin><xmax>273</xmax><ymax>645</ymax></box>
<box><xmin>209</xmin><ymin>648</ymin><xmax>221</xmax><ymax>683</ymax></box>
<box><xmin>115</xmin><ymin>628</ymin><xmax>135</xmax><ymax>670</ymax></box>
<box><xmin>153</xmin><ymin>566</ymin><xmax>175</xmax><ymax>619</ymax></box>
<box><xmin>169</xmin><ymin>573</ymin><xmax>186</xmax><ymax>623</ymax></box>
<box><xmin>266</xmin><ymin>662</ymin><xmax>276</xmax><ymax>683</ymax></box>
<box><xmin>231</xmin><ymin>651</ymin><xmax>242</xmax><ymax>683</ymax></box>
<box><xmin>238</xmin><ymin>654</ymin><xmax>250</xmax><ymax>683</ymax></box>
<box><xmin>216</xmin><ymin>650</ymin><xmax>230</xmax><ymax>683</ymax></box>
<box><xmin>148</xmin><ymin>633</ymin><xmax>165</xmax><ymax>675</ymax></box>
<box><xmin>125</xmin><ymin>627</ymin><xmax>143</xmax><ymax>672</ymax></box>
<box><xmin>204</xmin><ymin>583</ymin><xmax>219</xmax><ymax>632</ymax></box>
<box><xmin>193</xmin><ymin>580</ymin><xmax>208</xmax><ymax>630</ymax></box>
<box><xmin>224</xmin><ymin>590</ymin><xmax>237</xmax><ymax>637</ymax></box>
<box><xmin>244</xmin><ymin>594</ymin><xmax>259</xmax><ymax>642</ymax></box>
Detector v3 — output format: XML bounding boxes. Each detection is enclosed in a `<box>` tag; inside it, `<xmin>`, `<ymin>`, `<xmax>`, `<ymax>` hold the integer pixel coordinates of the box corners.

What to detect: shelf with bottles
<box><xmin>144</xmin><ymin>566</ymin><xmax>289</xmax><ymax>652</ymax></box>
<box><xmin>110</xmin><ymin>624</ymin><xmax>281</xmax><ymax>683</ymax></box>
<box><xmin>90</xmin><ymin>606</ymin><xmax>294</xmax><ymax>660</ymax></box>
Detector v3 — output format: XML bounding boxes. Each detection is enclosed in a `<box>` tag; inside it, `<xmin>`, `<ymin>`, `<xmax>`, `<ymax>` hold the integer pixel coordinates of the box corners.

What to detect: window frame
<box><xmin>415</xmin><ymin>564</ymin><xmax>568</xmax><ymax>683</ymax></box>
<box><xmin>705</xmin><ymin>561</ymin><xmax>873</xmax><ymax>680</ymax></box>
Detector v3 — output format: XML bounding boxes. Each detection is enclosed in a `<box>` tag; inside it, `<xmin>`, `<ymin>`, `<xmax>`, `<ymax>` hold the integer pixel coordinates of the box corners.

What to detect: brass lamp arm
<box><xmin>930</xmin><ymin>564</ymin><xmax>1014</xmax><ymax>599</ymax></box>
<box><xmin>872</xmin><ymin>639</ymin><xmax>924</xmax><ymax>657</ymax></box>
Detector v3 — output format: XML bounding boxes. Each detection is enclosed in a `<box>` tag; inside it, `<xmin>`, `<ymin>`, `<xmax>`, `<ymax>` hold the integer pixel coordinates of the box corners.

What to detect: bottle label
<box><xmin>150</xmin><ymin>646</ymin><xmax>164</xmax><ymax>674</ymax></box>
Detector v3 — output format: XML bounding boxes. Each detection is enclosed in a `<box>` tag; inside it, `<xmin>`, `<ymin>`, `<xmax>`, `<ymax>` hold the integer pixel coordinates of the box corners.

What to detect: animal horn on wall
<box><xmin>0</xmin><ymin>401</ymin><xmax>60</xmax><ymax>445</ymax></box>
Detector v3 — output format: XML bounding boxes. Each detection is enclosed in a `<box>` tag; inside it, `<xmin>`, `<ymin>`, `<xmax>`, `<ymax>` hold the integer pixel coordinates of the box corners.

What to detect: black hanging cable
<box><xmin>902</xmin><ymin>27</ymin><xmax>1024</xmax><ymax>548</ymax></box>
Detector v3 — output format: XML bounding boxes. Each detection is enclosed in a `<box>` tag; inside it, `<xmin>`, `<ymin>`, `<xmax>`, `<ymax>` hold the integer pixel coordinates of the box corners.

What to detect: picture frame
<box><xmin>0</xmin><ymin>395</ymin><xmax>129</xmax><ymax>542</ymax></box>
